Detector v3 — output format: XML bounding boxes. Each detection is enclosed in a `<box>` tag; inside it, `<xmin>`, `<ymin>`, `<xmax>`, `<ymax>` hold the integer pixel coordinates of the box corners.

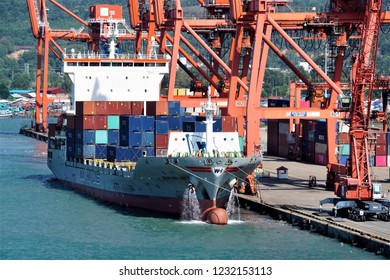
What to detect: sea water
<box><xmin>0</xmin><ymin>132</ymin><xmax>386</xmax><ymax>260</ymax></box>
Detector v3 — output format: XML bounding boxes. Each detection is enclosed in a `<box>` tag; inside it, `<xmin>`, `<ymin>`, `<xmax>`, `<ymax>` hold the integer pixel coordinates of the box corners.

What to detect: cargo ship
<box><xmin>47</xmin><ymin>5</ymin><xmax>262</xmax><ymax>223</ymax></box>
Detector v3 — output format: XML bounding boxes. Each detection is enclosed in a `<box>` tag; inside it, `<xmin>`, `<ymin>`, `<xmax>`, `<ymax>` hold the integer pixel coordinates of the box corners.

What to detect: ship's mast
<box><xmin>203</xmin><ymin>92</ymin><xmax>217</xmax><ymax>154</ymax></box>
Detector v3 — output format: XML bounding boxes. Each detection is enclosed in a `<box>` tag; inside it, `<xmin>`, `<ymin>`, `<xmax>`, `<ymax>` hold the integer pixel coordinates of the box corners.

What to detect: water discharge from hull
<box><xmin>226</xmin><ymin>188</ymin><xmax>241</xmax><ymax>221</ymax></box>
<box><xmin>180</xmin><ymin>186</ymin><xmax>201</xmax><ymax>221</ymax></box>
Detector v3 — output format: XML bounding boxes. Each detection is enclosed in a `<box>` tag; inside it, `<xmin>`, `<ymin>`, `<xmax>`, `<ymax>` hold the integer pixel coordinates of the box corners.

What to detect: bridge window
<box><xmin>101</xmin><ymin>62</ymin><xmax>111</xmax><ymax>67</ymax></box>
<box><xmin>134</xmin><ymin>62</ymin><xmax>144</xmax><ymax>67</ymax></box>
<box><xmin>123</xmin><ymin>62</ymin><xmax>133</xmax><ymax>67</ymax></box>
<box><xmin>90</xmin><ymin>62</ymin><xmax>99</xmax><ymax>67</ymax></box>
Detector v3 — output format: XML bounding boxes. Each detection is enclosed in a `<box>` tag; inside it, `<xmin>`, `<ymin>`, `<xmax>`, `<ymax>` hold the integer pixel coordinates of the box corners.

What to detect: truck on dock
<box><xmin>320</xmin><ymin>182</ymin><xmax>390</xmax><ymax>221</ymax></box>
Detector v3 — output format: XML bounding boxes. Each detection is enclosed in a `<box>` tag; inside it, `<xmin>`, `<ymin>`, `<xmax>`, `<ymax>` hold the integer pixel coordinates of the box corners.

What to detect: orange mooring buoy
<box><xmin>202</xmin><ymin>207</ymin><xmax>228</xmax><ymax>225</ymax></box>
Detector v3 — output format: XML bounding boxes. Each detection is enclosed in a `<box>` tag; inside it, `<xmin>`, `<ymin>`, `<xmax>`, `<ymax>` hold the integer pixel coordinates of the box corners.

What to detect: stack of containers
<box><xmin>375</xmin><ymin>132</ymin><xmax>387</xmax><ymax>167</ymax></box>
<box><xmin>300</xmin><ymin>119</ymin><xmax>316</xmax><ymax>163</ymax></box>
<box><xmin>266</xmin><ymin>120</ymin><xmax>278</xmax><ymax>155</ymax></box>
<box><xmin>337</xmin><ymin>132</ymin><xmax>350</xmax><ymax>165</ymax></box>
<box><xmin>314</xmin><ymin>120</ymin><xmax>327</xmax><ymax>165</ymax></box>
<box><xmin>66</xmin><ymin>115</ymin><xmax>76</xmax><ymax>158</ymax></box>
<box><xmin>74</xmin><ymin>101</ymin><xmax>108</xmax><ymax>160</ymax></box>
<box><xmin>278</xmin><ymin>120</ymin><xmax>289</xmax><ymax>157</ymax></box>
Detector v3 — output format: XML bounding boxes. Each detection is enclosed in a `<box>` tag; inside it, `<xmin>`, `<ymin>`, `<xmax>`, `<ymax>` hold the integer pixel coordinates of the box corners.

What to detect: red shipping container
<box><xmin>131</xmin><ymin>101</ymin><xmax>144</xmax><ymax>115</ymax></box>
<box><xmin>376</xmin><ymin>132</ymin><xmax>387</xmax><ymax>144</ymax></box>
<box><xmin>94</xmin><ymin>115</ymin><xmax>108</xmax><ymax>130</ymax></box>
<box><xmin>222</xmin><ymin>116</ymin><xmax>236</xmax><ymax>132</ymax></box>
<box><xmin>107</xmin><ymin>101</ymin><xmax>119</xmax><ymax>115</ymax></box>
<box><xmin>76</xmin><ymin>115</ymin><xmax>95</xmax><ymax>130</ymax></box>
<box><xmin>376</xmin><ymin>144</ymin><xmax>387</xmax><ymax>156</ymax></box>
<box><xmin>375</xmin><ymin>155</ymin><xmax>387</xmax><ymax>167</ymax></box>
<box><xmin>95</xmin><ymin>101</ymin><xmax>107</xmax><ymax>115</ymax></box>
<box><xmin>338</xmin><ymin>132</ymin><xmax>349</xmax><ymax>144</ymax></box>
<box><xmin>66</xmin><ymin>115</ymin><xmax>76</xmax><ymax>129</ymax></box>
<box><xmin>155</xmin><ymin>134</ymin><xmax>169</xmax><ymax>148</ymax></box>
<box><xmin>76</xmin><ymin>101</ymin><xmax>95</xmax><ymax>115</ymax></box>
<box><xmin>147</xmin><ymin>101</ymin><xmax>169</xmax><ymax>116</ymax></box>
<box><xmin>119</xmin><ymin>101</ymin><xmax>132</xmax><ymax>115</ymax></box>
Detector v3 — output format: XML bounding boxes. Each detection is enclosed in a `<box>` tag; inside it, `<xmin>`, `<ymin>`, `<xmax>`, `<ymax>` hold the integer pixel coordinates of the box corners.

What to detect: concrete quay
<box><xmin>238</xmin><ymin>155</ymin><xmax>390</xmax><ymax>259</ymax></box>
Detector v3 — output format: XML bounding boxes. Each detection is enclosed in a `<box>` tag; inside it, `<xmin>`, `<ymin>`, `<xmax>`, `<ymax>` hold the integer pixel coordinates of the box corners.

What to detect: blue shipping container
<box><xmin>168</xmin><ymin>101</ymin><xmax>180</xmax><ymax>115</ymax></box>
<box><xmin>142</xmin><ymin>147</ymin><xmax>155</xmax><ymax>157</ymax></box>
<box><xmin>95</xmin><ymin>144</ymin><xmax>107</xmax><ymax>159</ymax></box>
<box><xmin>76</xmin><ymin>130</ymin><xmax>95</xmax><ymax>145</ymax></box>
<box><xmin>120</xmin><ymin>115</ymin><xmax>142</xmax><ymax>132</ymax></box>
<box><xmin>183</xmin><ymin>122</ymin><xmax>195</xmax><ymax>132</ymax></box>
<box><xmin>108</xmin><ymin>130</ymin><xmax>120</xmax><ymax>145</ymax></box>
<box><xmin>168</xmin><ymin>116</ymin><xmax>182</xmax><ymax>130</ymax></box>
<box><xmin>129</xmin><ymin>147</ymin><xmax>142</xmax><ymax>161</ymax></box>
<box><xmin>213</xmin><ymin>117</ymin><xmax>222</xmax><ymax>132</ymax></box>
<box><xmin>75</xmin><ymin>144</ymin><xmax>95</xmax><ymax>159</ymax></box>
<box><xmin>142</xmin><ymin>131</ymin><xmax>155</xmax><ymax>146</ymax></box>
<box><xmin>141</xmin><ymin>116</ymin><xmax>155</xmax><ymax>131</ymax></box>
<box><xmin>107</xmin><ymin>146</ymin><xmax>129</xmax><ymax>162</ymax></box>
<box><xmin>195</xmin><ymin>122</ymin><xmax>206</xmax><ymax>132</ymax></box>
<box><xmin>120</xmin><ymin>131</ymin><xmax>142</xmax><ymax>147</ymax></box>
<box><xmin>155</xmin><ymin>120</ymin><xmax>169</xmax><ymax>134</ymax></box>
<box><xmin>339</xmin><ymin>155</ymin><xmax>348</xmax><ymax>165</ymax></box>
<box><xmin>66</xmin><ymin>145</ymin><xmax>75</xmax><ymax>158</ymax></box>
<box><xmin>181</xmin><ymin>115</ymin><xmax>197</xmax><ymax>123</ymax></box>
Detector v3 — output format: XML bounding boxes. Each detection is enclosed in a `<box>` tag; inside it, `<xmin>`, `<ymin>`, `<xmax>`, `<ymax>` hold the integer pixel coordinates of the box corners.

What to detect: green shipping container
<box><xmin>239</xmin><ymin>136</ymin><xmax>244</xmax><ymax>152</ymax></box>
<box><xmin>95</xmin><ymin>130</ymin><xmax>108</xmax><ymax>144</ymax></box>
<box><xmin>338</xmin><ymin>144</ymin><xmax>350</xmax><ymax>156</ymax></box>
<box><xmin>108</xmin><ymin>115</ymin><xmax>120</xmax><ymax>130</ymax></box>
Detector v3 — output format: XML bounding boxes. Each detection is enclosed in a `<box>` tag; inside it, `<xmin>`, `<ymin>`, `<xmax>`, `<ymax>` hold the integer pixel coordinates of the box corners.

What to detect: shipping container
<box><xmin>376</xmin><ymin>132</ymin><xmax>387</xmax><ymax>144</ymax></box>
<box><xmin>155</xmin><ymin>120</ymin><xmax>169</xmax><ymax>134</ymax></box>
<box><xmin>131</xmin><ymin>101</ymin><xmax>144</xmax><ymax>115</ymax></box>
<box><xmin>94</xmin><ymin>115</ymin><xmax>108</xmax><ymax>130</ymax></box>
<box><xmin>155</xmin><ymin>148</ymin><xmax>168</xmax><ymax>157</ymax></box>
<box><xmin>278</xmin><ymin>121</ymin><xmax>289</xmax><ymax>135</ymax></box>
<box><xmin>76</xmin><ymin>101</ymin><xmax>95</xmax><ymax>115</ymax></box>
<box><xmin>339</xmin><ymin>155</ymin><xmax>348</xmax><ymax>165</ymax></box>
<box><xmin>66</xmin><ymin>129</ymin><xmax>76</xmax><ymax>144</ymax></box>
<box><xmin>315</xmin><ymin>153</ymin><xmax>328</xmax><ymax>165</ymax></box>
<box><xmin>376</xmin><ymin>144</ymin><xmax>387</xmax><ymax>156</ymax></box>
<box><xmin>107</xmin><ymin>115</ymin><xmax>120</xmax><ymax>130</ymax></box>
<box><xmin>76</xmin><ymin>130</ymin><xmax>95</xmax><ymax>145</ymax></box>
<box><xmin>337</xmin><ymin>132</ymin><xmax>349</xmax><ymax>144</ymax></box>
<box><xmin>66</xmin><ymin>115</ymin><xmax>76</xmax><ymax>130</ymax></box>
<box><xmin>155</xmin><ymin>134</ymin><xmax>168</xmax><ymax>148</ymax></box>
<box><xmin>181</xmin><ymin>115</ymin><xmax>197</xmax><ymax>123</ymax></box>
<box><xmin>120</xmin><ymin>131</ymin><xmax>142</xmax><ymax>147</ymax></box>
<box><xmin>168</xmin><ymin>101</ymin><xmax>181</xmax><ymax>115</ymax></box>
<box><xmin>120</xmin><ymin>115</ymin><xmax>142</xmax><ymax>132</ymax></box>
<box><xmin>195</xmin><ymin>122</ymin><xmax>206</xmax><ymax>132</ymax></box>
<box><xmin>119</xmin><ymin>101</ymin><xmax>132</xmax><ymax>115</ymax></box>
<box><xmin>222</xmin><ymin>116</ymin><xmax>236</xmax><ymax>132</ymax></box>
<box><xmin>142</xmin><ymin>131</ymin><xmax>155</xmax><ymax>147</ymax></box>
<box><xmin>66</xmin><ymin>144</ymin><xmax>75</xmax><ymax>158</ymax></box>
<box><xmin>146</xmin><ymin>101</ymin><xmax>168</xmax><ymax>116</ymax></box>
<box><xmin>338</xmin><ymin>144</ymin><xmax>350</xmax><ymax>156</ymax></box>
<box><xmin>95</xmin><ymin>144</ymin><xmax>107</xmax><ymax>159</ymax></box>
<box><xmin>141</xmin><ymin>116</ymin><xmax>154</xmax><ymax>131</ymax></box>
<box><xmin>308</xmin><ymin>130</ymin><xmax>315</xmax><ymax>142</ymax></box>
<box><xmin>107</xmin><ymin>101</ymin><xmax>119</xmax><ymax>115</ymax></box>
<box><xmin>375</xmin><ymin>155</ymin><xmax>387</xmax><ymax>167</ymax></box>
<box><xmin>108</xmin><ymin>129</ymin><xmax>120</xmax><ymax>145</ymax></box>
<box><xmin>168</xmin><ymin>116</ymin><xmax>182</xmax><ymax>130</ymax></box>
<box><xmin>183</xmin><ymin>122</ymin><xmax>195</xmax><ymax>132</ymax></box>
<box><xmin>107</xmin><ymin>146</ymin><xmax>129</xmax><ymax>162</ymax></box>
<box><xmin>213</xmin><ymin>117</ymin><xmax>222</xmax><ymax>132</ymax></box>
<box><xmin>129</xmin><ymin>147</ymin><xmax>142</xmax><ymax>161</ymax></box>
<box><xmin>267</xmin><ymin>120</ymin><xmax>278</xmax><ymax>155</ymax></box>
<box><xmin>95</xmin><ymin>130</ymin><xmax>108</xmax><ymax>144</ymax></box>
<box><xmin>141</xmin><ymin>147</ymin><xmax>155</xmax><ymax>157</ymax></box>
<box><xmin>315</xmin><ymin>142</ymin><xmax>327</xmax><ymax>154</ymax></box>
<box><xmin>95</xmin><ymin>101</ymin><xmax>107</xmax><ymax>115</ymax></box>
<box><xmin>75</xmin><ymin>144</ymin><xmax>95</xmax><ymax>159</ymax></box>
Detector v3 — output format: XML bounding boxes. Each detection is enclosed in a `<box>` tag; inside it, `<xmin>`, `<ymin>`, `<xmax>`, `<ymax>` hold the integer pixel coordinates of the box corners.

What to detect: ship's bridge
<box><xmin>63</xmin><ymin>52</ymin><xmax>169</xmax><ymax>103</ymax></box>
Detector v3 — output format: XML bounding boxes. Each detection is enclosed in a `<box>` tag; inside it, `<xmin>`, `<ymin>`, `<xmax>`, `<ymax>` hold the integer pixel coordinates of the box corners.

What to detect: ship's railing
<box><xmin>63</xmin><ymin>51</ymin><xmax>168</xmax><ymax>61</ymax></box>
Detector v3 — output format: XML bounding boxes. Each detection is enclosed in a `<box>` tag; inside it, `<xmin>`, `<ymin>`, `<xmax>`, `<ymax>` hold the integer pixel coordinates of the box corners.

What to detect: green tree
<box><xmin>0</xmin><ymin>82</ymin><xmax>9</xmax><ymax>99</ymax></box>
<box><xmin>11</xmin><ymin>72</ymin><xmax>30</xmax><ymax>89</ymax></box>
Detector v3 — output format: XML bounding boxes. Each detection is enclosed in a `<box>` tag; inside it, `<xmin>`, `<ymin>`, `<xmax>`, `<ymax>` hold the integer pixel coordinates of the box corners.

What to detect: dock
<box><xmin>238</xmin><ymin>155</ymin><xmax>390</xmax><ymax>258</ymax></box>
<box><xmin>19</xmin><ymin>127</ymin><xmax>49</xmax><ymax>142</ymax></box>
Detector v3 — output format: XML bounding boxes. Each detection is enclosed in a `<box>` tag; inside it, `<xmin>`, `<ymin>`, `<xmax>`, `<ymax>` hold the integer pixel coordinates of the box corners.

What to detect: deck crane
<box><xmin>321</xmin><ymin>0</ymin><xmax>390</xmax><ymax>222</ymax></box>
